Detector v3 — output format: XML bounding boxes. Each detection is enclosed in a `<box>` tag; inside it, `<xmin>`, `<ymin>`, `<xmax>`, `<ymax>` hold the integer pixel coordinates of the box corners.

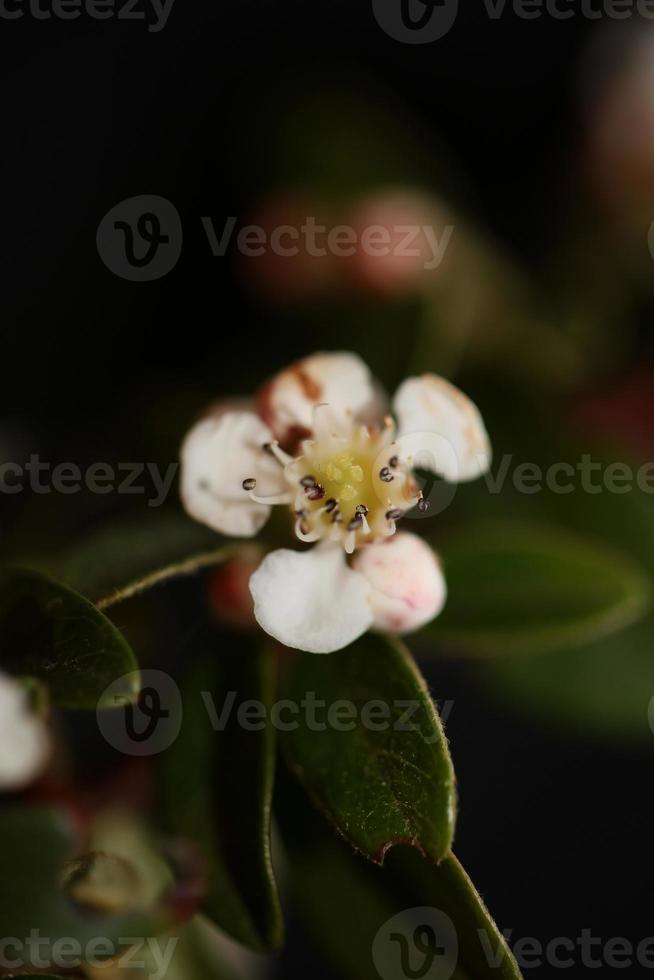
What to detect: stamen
<box><xmin>418</xmin><ymin>497</ymin><xmax>430</xmax><ymax>513</ymax></box>
<box><xmin>246</xmin><ymin>489</ymin><xmax>293</xmax><ymax>505</ymax></box>
<box><xmin>294</xmin><ymin>518</ymin><xmax>322</xmax><ymax>543</ymax></box>
<box><xmin>242</xmin><ymin>478</ymin><xmax>257</xmax><ymax>491</ymax></box>
<box><xmin>274</xmin><ymin>404</ymin><xmax>425</xmax><ymax>554</ymax></box>
<box><xmin>306</xmin><ymin>484</ymin><xmax>326</xmax><ymax>501</ymax></box>
<box><xmin>264</xmin><ymin>441</ymin><xmax>293</xmax><ymax>466</ymax></box>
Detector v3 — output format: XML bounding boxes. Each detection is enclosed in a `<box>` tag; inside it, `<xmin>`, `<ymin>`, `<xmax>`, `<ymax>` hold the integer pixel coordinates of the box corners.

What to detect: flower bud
<box><xmin>0</xmin><ymin>673</ymin><xmax>49</xmax><ymax>791</ymax></box>
<box><xmin>347</xmin><ymin>188</ymin><xmax>453</xmax><ymax>296</ymax></box>
<box><xmin>207</xmin><ymin>551</ymin><xmax>262</xmax><ymax>632</ymax></box>
<box><xmin>352</xmin><ymin>532</ymin><xmax>446</xmax><ymax>635</ymax></box>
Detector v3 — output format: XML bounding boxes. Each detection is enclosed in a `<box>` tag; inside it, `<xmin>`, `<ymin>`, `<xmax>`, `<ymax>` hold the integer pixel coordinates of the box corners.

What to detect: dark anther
<box><xmin>355</xmin><ymin>504</ymin><xmax>369</xmax><ymax>516</ymax></box>
<box><xmin>379</xmin><ymin>467</ymin><xmax>394</xmax><ymax>483</ymax></box>
<box><xmin>242</xmin><ymin>478</ymin><xmax>257</xmax><ymax>491</ymax></box>
<box><xmin>307</xmin><ymin>484</ymin><xmax>326</xmax><ymax>501</ymax></box>
<box><xmin>300</xmin><ymin>475</ymin><xmax>316</xmax><ymax>488</ymax></box>
<box><xmin>348</xmin><ymin>515</ymin><xmax>363</xmax><ymax>531</ymax></box>
<box><xmin>324</xmin><ymin>498</ymin><xmax>338</xmax><ymax>512</ymax></box>
<box><xmin>418</xmin><ymin>498</ymin><xmax>430</xmax><ymax>513</ymax></box>
<box><xmin>389</xmin><ymin>455</ymin><xmax>399</xmax><ymax>468</ymax></box>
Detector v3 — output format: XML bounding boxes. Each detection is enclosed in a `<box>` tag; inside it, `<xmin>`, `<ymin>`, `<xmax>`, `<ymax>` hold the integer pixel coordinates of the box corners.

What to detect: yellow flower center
<box><xmin>284</xmin><ymin>415</ymin><xmax>421</xmax><ymax>553</ymax></box>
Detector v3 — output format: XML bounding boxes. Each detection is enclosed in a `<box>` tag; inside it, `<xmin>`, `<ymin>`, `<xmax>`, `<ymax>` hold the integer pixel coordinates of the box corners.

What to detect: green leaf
<box><xmin>483</xmin><ymin>612</ymin><xmax>654</xmax><ymax>741</ymax></box>
<box><xmin>387</xmin><ymin>848</ymin><xmax>522</xmax><ymax>980</ymax></box>
<box><xmin>474</xmin><ymin>459</ymin><xmax>654</xmax><ymax>739</ymax></box>
<box><xmin>157</xmin><ymin>639</ymin><xmax>282</xmax><ymax>952</ymax></box>
<box><xmin>0</xmin><ymin>568</ymin><xmax>139</xmax><ymax>709</ymax></box>
<box><xmin>277</xmin><ymin>769</ymin><xmax>521</xmax><ymax>980</ymax></box>
<box><xmin>0</xmin><ymin>807</ymin><xmax>175</xmax><ymax>969</ymax></box>
<box><xmin>281</xmin><ymin>633</ymin><xmax>456</xmax><ymax>864</ymax></box>
<box><xmin>421</xmin><ymin>521</ymin><xmax>651</xmax><ymax>657</ymax></box>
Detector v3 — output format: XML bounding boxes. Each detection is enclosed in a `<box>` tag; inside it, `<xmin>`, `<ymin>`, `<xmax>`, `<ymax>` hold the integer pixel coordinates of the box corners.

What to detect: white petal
<box><xmin>249</xmin><ymin>544</ymin><xmax>373</xmax><ymax>653</ymax></box>
<box><xmin>180</xmin><ymin>409</ymin><xmax>286</xmax><ymax>538</ymax></box>
<box><xmin>393</xmin><ymin>374</ymin><xmax>491</xmax><ymax>482</ymax></box>
<box><xmin>0</xmin><ymin>674</ymin><xmax>49</xmax><ymax>791</ymax></box>
<box><xmin>258</xmin><ymin>351</ymin><xmax>383</xmax><ymax>445</ymax></box>
<box><xmin>352</xmin><ymin>533</ymin><xmax>446</xmax><ymax>635</ymax></box>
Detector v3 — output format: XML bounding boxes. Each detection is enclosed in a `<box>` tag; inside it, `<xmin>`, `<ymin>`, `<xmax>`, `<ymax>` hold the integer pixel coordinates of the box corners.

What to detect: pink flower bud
<box><xmin>346</xmin><ymin>189</ymin><xmax>453</xmax><ymax>296</ymax></box>
<box><xmin>352</xmin><ymin>532</ymin><xmax>446</xmax><ymax>635</ymax></box>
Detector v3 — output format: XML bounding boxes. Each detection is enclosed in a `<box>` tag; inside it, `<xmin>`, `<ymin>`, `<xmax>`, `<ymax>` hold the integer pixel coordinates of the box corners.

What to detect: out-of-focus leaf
<box><xmin>0</xmin><ymin>568</ymin><xmax>139</xmax><ymax>709</ymax></box>
<box><xmin>59</xmin><ymin>511</ymin><xmax>221</xmax><ymax>600</ymax></box>
<box><xmin>437</xmin><ymin>398</ymin><xmax>654</xmax><ymax>735</ymax></box>
<box><xmin>158</xmin><ymin>639</ymin><xmax>282</xmax><ymax>953</ymax></box>
<box><xmin>476</xmin><ymin>446</ymin><xmax>654</xmax><ymax>739</ymax></box>
<box><xmin>276</xmin><ymin>769</ymin><xmax>521</xmax><ymax>980</ymax></box>
<box><xmin>281</xmin><ymin>633</ymin><xmax>456</xmax><ymax>864</ymax></box>
<box><xmin>484</xmin><ymin>612</ymin><xmax>654</xmax><ymax>742</ymax></box>
<box><xmin>422</xmin><ymin>522</ymin><xmax>650</xmax><ymax>656</ymax></box>
<box><xmin>0</xmin><ymin>807</ymin><xmax>179</xmax><ymax>970</ymax></box>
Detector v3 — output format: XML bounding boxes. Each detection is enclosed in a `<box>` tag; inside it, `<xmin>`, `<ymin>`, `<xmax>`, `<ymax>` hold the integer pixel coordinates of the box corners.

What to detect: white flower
<box><xmin>180</xmin><ymin>351</ymin><xmax>491</xmax><ymax>653</ymax></box>
<box><xmin>0</xmin><ymin>672</ymin><xmax>49</xmax><ymax>791</ymax></box>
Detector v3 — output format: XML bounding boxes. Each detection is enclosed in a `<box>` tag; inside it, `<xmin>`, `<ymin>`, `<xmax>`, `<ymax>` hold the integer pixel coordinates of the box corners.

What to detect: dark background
<box><xmin>1</xmin><ymin>3</ymin><xmax>653</xmax><ymax>977</ymax></box>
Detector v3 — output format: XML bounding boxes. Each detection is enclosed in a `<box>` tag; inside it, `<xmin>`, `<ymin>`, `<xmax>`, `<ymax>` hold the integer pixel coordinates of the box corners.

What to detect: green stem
<box><xmin>95</xmin><ymin>546</ymin><xmax>239</xmax><ymax>611</ymax></box>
